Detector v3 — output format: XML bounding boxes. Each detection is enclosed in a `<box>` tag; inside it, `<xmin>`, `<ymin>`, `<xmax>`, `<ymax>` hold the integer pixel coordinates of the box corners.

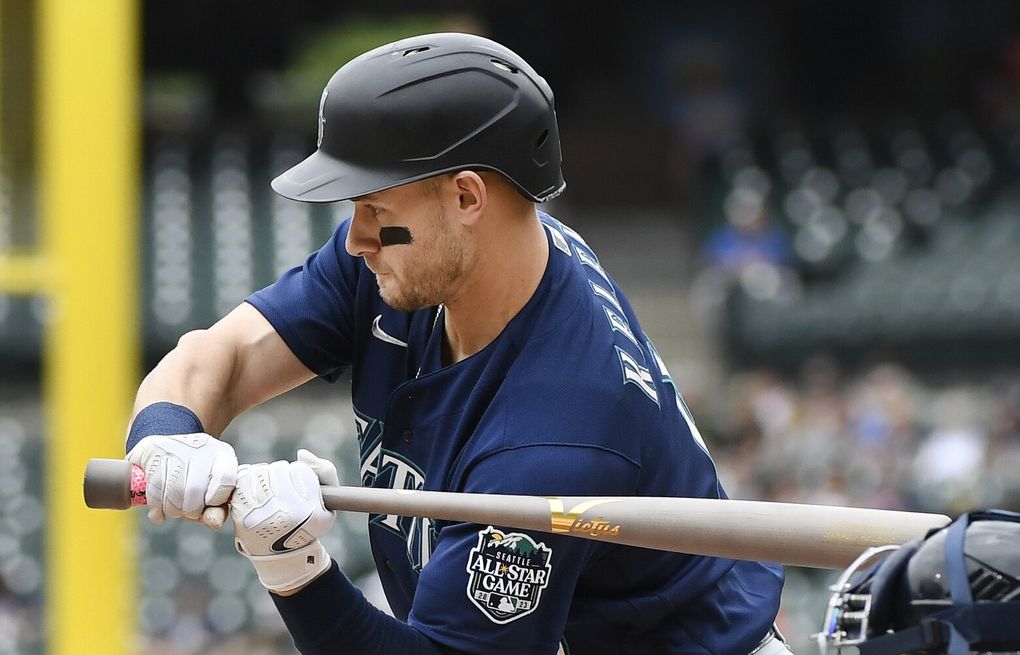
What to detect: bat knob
<box><xmin>83</xmin><ymin>458</ymin><xmax>140</xmax><ymax>510</ymax></box>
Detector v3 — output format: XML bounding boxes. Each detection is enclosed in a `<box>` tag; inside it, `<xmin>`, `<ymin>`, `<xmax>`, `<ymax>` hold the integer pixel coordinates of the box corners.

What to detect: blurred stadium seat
<box><xmin>713</xmin><ymin>112</ymin><xmax>1020</xmax><ymax>369</ymax></box>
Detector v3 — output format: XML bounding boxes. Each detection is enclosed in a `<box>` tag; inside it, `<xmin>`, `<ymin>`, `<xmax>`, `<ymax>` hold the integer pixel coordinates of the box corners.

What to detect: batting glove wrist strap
<box><xmin>126</xmin><ymin>402</ymin><xmax>204</xmax><ymax>453</ymax></box>
<box><xmin>236</xmin><ymin>540</ymin><xmax>331</xmax><ymax>593</ymax></box>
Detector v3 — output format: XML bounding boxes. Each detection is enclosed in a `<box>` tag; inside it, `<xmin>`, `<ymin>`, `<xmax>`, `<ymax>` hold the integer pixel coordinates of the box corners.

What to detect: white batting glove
<box><xmin>231</xmin><ymin>459</ymin><xmax>335</xmax><ymax>594</ymax></box>
<box><xmin>126</xmin><ymin>433</ymin><xmax>238</xmax><ymax>529</ymax></box>
<box><xmin>297</xmin><ymin>448</ymin><xmax>340</xmax><ymax>486</ymax></box>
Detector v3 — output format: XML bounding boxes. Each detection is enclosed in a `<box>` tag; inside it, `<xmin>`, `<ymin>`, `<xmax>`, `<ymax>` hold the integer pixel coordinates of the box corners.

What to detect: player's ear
<box><xmin>451</xmin><ymin>171</ymin><xmax>486</xmax><ymax>226</ymax></box>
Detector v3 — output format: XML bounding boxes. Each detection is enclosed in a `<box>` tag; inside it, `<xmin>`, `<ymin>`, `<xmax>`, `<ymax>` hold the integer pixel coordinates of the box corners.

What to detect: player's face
<box><xmin>346</xmin><ymin>180</ymin><xmax>473</xmax><ymax>312</ymax></box>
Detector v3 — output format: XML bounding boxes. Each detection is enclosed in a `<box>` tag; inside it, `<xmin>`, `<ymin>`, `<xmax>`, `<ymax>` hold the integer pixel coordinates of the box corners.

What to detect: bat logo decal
<box><xmin>547</xmin><ymin>498</ymin><xmax>623</xmax><ymax>538</ymax></box>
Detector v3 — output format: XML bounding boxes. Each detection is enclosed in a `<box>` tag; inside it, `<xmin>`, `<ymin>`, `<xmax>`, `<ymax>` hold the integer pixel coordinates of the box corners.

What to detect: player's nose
<box><xmin>345</xmin><ymin>205</ymin><xmax>381</xmax><ymax>257</ymax></box>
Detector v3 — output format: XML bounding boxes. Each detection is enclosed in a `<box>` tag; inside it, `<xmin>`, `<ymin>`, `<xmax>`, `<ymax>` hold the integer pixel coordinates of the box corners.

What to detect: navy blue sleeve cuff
<box><xmin>271</xmin><ymin>560</ymin><xmax>459</xmax><ymax>655</ymax></box>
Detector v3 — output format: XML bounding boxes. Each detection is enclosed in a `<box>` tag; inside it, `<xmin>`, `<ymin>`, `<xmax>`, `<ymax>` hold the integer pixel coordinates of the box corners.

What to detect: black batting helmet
<box><xmin>271</xmin><ymin>32</ymin><xmax>566</xmax><ymax>203</ymax></box>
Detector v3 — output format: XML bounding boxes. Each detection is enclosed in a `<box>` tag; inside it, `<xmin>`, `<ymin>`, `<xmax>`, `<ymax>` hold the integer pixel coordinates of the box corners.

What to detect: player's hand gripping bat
<box><xmin>83</xmin><ymin>458</ymin><xmax>949</xmax><ymax>570</ymax></box>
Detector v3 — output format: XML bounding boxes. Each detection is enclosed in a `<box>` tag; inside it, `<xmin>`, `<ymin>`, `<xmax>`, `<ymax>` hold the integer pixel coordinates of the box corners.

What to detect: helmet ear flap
<box><xmin>866</xmin><ymin>539</ymin><xmax>924</xmax><ymax>637</ymax></box>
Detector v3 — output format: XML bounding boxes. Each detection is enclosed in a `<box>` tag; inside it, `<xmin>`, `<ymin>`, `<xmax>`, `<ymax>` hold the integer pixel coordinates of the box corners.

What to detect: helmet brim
<box><xmin>272</xmin><ymin>148</ymin><xmax>565</xmax><ymax>204</ymax></box>
<box><xmin>271</xmin><ymin>149</ymin><xmax>403</xmax><ymax>203</ymax></box>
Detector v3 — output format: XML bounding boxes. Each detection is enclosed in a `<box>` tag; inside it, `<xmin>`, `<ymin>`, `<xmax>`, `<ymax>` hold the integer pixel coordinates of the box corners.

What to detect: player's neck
<box><xmin>441</xmin><ymin>211</ymin><xmax>548</xmax><ymax>365</ymax></box>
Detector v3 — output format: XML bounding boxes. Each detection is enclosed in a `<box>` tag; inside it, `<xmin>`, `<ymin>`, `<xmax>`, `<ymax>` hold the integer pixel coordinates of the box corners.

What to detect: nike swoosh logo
<box><xmin>271</xmin><ymin>514</ymin><xmax>313</xmax><ymax>553</ymax></box>
<box><xmin>371</xmin><ymin>314</ymin><xmax>408</xmax><ymax>348</ymax></box>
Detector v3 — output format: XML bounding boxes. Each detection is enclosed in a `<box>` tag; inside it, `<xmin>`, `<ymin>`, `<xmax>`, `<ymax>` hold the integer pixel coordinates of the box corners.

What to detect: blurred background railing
<box><xmin>2</xmin><ymin>1</ymin><xmax>1020</xmax><ymax>653</ymax></box>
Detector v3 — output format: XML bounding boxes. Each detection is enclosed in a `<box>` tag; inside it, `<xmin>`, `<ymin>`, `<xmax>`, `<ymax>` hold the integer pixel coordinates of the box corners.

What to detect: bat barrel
<box><xmin>560</xmin><ymin>498</ymin><xmax>950</xmax><ymax>569</ymax></box>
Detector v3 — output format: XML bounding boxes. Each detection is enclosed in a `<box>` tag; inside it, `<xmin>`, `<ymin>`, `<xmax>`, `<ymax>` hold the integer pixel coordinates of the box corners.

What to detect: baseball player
<box><xmin>125</xmin><ymin>33</ymin><xmax>790</xmax><ymax>654</ymax></box>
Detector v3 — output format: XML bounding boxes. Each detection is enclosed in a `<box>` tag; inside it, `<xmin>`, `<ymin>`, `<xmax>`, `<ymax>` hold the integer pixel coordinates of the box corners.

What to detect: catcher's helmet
<box><xmin>901</xmin><ymin>518</ymin><xmax>1020</xmax><ymax>625</ymax></box>
<box><xmin>818</xmin><ymin>510</ymin><xmax>1020</xmax><ymax>655</ymax></box>
<box><xmin>271</xmin><ymin>32</ymin><xmax>565</xmax><ymax>203</ymax></box>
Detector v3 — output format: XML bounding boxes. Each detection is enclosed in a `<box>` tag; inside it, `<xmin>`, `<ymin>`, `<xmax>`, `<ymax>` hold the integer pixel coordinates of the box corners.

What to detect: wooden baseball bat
<box><xmin>83</xmin><ymin>458</ymin><xmax>949</xmax><ymax>570</ymax></box>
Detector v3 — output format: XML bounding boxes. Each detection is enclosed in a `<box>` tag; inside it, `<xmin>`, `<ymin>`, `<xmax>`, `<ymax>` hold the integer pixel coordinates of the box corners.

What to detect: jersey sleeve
<box><xmin>407</xmin><ymin>444</ymin><xmax>639</xmax><ymax>655</ymax></box>
<box><xmin>246</xmin><ymin>220</ymin><xmax>360</xmax><ymax>382</ymax></box>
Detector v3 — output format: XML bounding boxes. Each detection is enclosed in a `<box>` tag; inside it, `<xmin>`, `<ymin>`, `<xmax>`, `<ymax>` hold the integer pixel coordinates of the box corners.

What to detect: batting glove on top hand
<box><xmin>231</xmin><ymin>456</ymin><xmax>335</xmax><ymax>594</ymax></box>
<box><xmin>295</xmin><ymin>448</ymin><xmax>340</xmax><ymax>486</ymax></box>
<box><xmin>126</xmin><ymin>433</ymin><xmax>238</xmax><ymax>529</ymax></box>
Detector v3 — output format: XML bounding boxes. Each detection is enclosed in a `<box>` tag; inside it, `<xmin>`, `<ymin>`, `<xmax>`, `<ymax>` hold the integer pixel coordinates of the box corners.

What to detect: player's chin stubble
<box><xmin>377</xmin><ymin>208</ymin><xmax>469</xmax><ymax>312</ymax></box>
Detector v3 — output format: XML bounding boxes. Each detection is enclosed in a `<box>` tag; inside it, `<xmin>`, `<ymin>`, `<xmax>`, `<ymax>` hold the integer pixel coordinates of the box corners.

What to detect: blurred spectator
<box><xmin>691</xmin><ymin>187</ymin><xmax>799</xmax><ymax>340</ymax></box>
<box><xmin>665</xmin><ymin>36</ymin><xmax>749</xmax><ymax>166</ymax></box>
<box><xmin>702</xmin><ymin>187</ymin><xmax>794</xmax><ymax>275</ymax></box>
<box><xmin>705</xmin><ymin>361</ymin><xmax>1020</xmax><ymax>518</ymax></box>
<box><xmin>986</xmin><ymin>377</ymin><xmax>1020</xmax><ymax>508</ymax></box>
<box><xmin>650</xmin><ymin>31</ymin><xmax>752</xmax><ymax>207</ymax></box>
<box><xmin>978</xmin><ymin>35</ymin><xmax>1020</xmax><ymax>132</ymax></box>
<box><xmin>912</xmin><ymin>424</ymin><xmax>986</xmax><ymax>511</ymax></box>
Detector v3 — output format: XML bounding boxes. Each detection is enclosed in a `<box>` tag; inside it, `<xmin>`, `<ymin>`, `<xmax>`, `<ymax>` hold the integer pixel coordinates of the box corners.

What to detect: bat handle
<box><xmin>83</xmin><ymin>458</ymin><xmax>147</xmax><ymax>509</ymax></box>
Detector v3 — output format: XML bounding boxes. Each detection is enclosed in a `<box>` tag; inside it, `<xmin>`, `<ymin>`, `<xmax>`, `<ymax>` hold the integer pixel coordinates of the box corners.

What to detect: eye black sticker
<box><xmin>379</xmin><ymin>226</ymin><xmax>413</xmax><ymax>246</ymax></box>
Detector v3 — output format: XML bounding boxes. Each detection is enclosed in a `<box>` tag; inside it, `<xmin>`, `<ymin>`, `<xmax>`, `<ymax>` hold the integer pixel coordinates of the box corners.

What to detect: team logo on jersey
<box><xmin>465</xmin><ymin>527</ymin><xmax>553</xmax><ymax>625</ymax></box>
<box><xmin>356</xmin><ymin>407</ymin><xmax>437</xmax><ymax>572</ymax></box>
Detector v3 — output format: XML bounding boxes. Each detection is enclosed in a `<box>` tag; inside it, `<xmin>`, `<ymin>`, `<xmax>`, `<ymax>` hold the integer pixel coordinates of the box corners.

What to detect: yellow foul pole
<box><xmin>38</xmin><ymin>1</ymin><xmax>139</xmax><ymax>654</ymax></box>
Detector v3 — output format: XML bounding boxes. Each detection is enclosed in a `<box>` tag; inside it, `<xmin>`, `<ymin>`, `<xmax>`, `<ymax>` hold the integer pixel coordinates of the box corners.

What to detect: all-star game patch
<box><xmin>465</xmin><ymin>527</ymin><xmax>553</xmax><ymax>624</ymax></box>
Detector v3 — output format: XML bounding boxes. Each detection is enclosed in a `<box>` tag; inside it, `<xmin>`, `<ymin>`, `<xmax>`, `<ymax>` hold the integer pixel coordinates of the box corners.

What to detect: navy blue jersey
<box><xmin>247</xmin><ymin>213</ymin><xmax>784</xmax><ymax>655</ymax></box>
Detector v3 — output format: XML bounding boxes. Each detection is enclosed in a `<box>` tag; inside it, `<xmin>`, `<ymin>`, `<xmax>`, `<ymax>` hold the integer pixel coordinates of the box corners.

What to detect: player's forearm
<box><xmin>133</xmin><ymin>328</ymin><xmax>243</xmax><ymax>437</ymax></box>
<box><xmin>273</xmin><ymin>561</ymin><xmax>459</xmax><ymax>655</ymax></box>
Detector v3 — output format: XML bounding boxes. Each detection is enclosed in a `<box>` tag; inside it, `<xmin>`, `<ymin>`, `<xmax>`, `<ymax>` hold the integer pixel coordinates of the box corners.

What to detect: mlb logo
<box><xmin>488</xmin><ymin>595</ymin><xmax>518</xmax><ymax>615</ymax></box>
